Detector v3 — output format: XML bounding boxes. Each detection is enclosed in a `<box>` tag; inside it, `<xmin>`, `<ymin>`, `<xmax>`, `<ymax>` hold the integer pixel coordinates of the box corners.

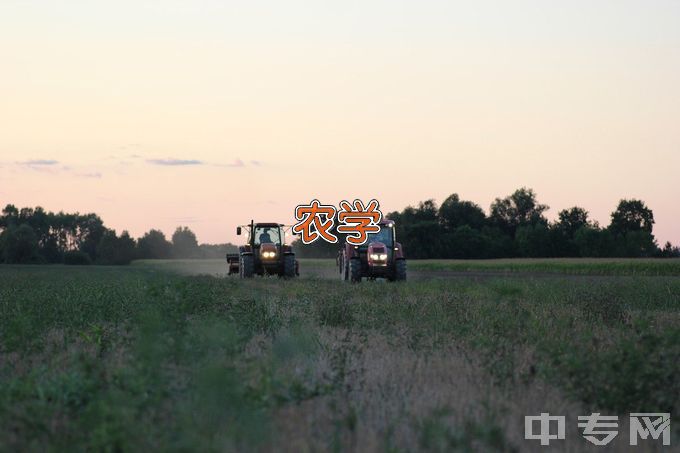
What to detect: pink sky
<box><xmin>1</xmin><ymin>1</ymin><xmax>679</xmax><ymax>245</ymax></box>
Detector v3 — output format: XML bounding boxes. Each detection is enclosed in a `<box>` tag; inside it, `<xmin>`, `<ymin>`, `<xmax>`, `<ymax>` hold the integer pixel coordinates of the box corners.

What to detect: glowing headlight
<box><xmin>262</xmin><ymin>251</ymin><xmax>276</xmax><ymax>258</ymax></box>
<box><xmin>370</xmin><ymin>253</ymin><xmax>388</xmax><ymax>260</ymax></box>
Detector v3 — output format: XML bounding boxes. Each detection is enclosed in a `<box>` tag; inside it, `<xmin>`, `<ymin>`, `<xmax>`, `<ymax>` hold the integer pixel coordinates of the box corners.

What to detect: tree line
<box><xmin>3</xmin><ymin>188</ymin><xmax>679</xmax><ymax>264</ymax></box>
<box><xmin>295</xmin><ymin>188</ymin><xmax>680</xmax><ymax>259</ymax></box>
<box><xmin>0</xmin><ymin>204</ymin><xmax>236</xmax><ymax>265</ymax></box>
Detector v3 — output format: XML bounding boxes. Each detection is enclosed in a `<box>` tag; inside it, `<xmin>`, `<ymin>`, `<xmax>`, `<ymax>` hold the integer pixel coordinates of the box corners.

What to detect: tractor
<box><xmin>227</xmin><ymin>221</ymin><xmax>299</xmax><ymax>278</ymax></box>
<box><xmin>337</xmin><ymin>219</ymin><xmax>406</xmax><ymax>282</ymax></box>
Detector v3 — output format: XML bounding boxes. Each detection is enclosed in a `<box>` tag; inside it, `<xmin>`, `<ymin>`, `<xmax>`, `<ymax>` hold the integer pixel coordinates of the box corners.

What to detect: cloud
<box><xmin>147</xmin><ymin>158</ymin><xmax>204</xmax><ymax>166</ymax></box>
<box><xmin>214</xmin><ymin>158</ymin><xmax>245</xmax><ymax>168</ymax></box>
<box><xmin>9</xmin><ymin>159</ymin><xmax>104</xmax><ymax>179</ymax></box>
<box><xmin>75</xmin><ymin>172</ymin><xmax>102</xmax><ymax>179</ymax></box>
<box><xmin>18</xmin><ymin>159</ymin><xmax>59</xmax><ymax>166</ymax></box>
<box><xmin>146</xmin><ymin>157</ymin><xmax>256</xmax><ymax>168</ymax></box>
<box><xmin>227</xmin><ymin>158</ymin><xmax>245</xmax><ymax>167</ymax></box>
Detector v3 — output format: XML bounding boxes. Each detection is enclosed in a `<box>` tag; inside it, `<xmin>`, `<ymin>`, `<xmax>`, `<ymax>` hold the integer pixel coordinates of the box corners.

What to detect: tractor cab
<box><xmin>240</xmin><ymin>223</ymin><xmax>285</xmax><ymax>247</ymax></box>
<box><xmin>363</xmin><ymin>221</ymin><xmax>395</xmax><ymax>247</ymax></box>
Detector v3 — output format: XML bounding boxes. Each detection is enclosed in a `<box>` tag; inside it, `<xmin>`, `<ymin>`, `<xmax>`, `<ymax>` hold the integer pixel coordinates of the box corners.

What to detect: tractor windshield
<box><xmin>366</xmin><ymin>226</ymin><xmax>393</xmax><ymax>246</ymax></box>
<box><xmin>254</xmin><ymin>226</ymin><xmax>282</xmax><ymax>245</ymax></box>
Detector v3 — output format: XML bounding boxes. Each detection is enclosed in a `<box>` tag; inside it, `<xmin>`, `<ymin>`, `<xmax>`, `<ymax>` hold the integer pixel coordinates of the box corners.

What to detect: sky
<box><xmin>1</xmin><ymin>0</ymin><xmax>679</xmax><ymax>245</ymax></box>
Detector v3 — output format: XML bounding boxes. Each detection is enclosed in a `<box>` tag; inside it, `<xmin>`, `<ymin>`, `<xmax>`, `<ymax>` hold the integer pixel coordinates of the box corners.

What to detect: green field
<box><xmin>1</xmin><ymin>260</ymin><xmax>679</xmax><ymax>451</ymax></box>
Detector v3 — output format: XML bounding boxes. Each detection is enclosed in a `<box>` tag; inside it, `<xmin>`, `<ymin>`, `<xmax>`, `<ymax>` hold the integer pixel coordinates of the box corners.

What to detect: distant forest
<box><xmin>294</xmin><ymin>188</ymin><xmax>680</xmax><ymax>259</ymax></box>
<box><xmin>1</xmin><ymin>187</ymin><xmax>679</xmax><ymax>265</ymax></box>
<box><xmin>0</xmin><ymin>204</ymin><xmax>236</xmax><ymax>265</ymax></box>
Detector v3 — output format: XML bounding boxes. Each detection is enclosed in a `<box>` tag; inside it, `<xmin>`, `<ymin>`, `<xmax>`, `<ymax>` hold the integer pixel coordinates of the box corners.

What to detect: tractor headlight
<box><xmin>370</xmin><ymin>253</ymin><xmax>388</xmax><ymax>261</ymax></box>
<box><xmin>262</xmin><ymin>251</ymin><xmax>276</xmax><ymax>259</ymax></box>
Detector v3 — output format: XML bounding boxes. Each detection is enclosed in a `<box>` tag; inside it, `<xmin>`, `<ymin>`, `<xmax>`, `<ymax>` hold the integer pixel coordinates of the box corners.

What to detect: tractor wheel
<box><xmin>349</xmin><ymin>258</ymin><xmax>361</xmax><ymax>283</ymax></box>
<box><xmin>394</xmin><ymin>259</ymin><xmax>407</xmax><ymax>281</ymax></box>
<box><xmin>283</xmin><ymin>254</ymin><xmax>296</xmax><ymax>278</ymax></box>
<box><xmin>240</xmin><ymin>255</ymin><xmax>254</xmax><ymax>278</ymax></box>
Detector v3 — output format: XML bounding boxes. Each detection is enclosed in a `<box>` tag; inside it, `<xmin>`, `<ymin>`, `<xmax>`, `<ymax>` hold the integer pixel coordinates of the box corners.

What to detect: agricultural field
<box><xmin>1</xmin><ymin>260</ymin><xmax>679</xmax><ymax>451</ymax></box>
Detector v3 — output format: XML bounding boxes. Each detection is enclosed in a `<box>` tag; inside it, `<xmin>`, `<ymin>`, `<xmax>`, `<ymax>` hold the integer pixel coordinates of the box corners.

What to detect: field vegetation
<box><xmin>1</xmin><ymin>261</ymin><xmax>678</xmax><ymax>451</ymax></box>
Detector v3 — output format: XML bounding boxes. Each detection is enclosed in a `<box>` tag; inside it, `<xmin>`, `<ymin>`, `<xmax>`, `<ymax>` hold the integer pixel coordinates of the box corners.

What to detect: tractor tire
<box><xmin>283</xmin><ymin>254</ymin><xmax>296</xmax><ymax>278</ymax></box>
<box><xmin>394</xmin><ymin>259</ymin><xmax>407</xmax><ymax>281</ymax></box>
<box><xmin>349</xmin><ymin>258</ymin><xmax>361</xmax><ymax>283</ymax></box>
<box><xmin>240</xmin><ymin>255</ymin><xmax>254</xmax><ymax>278</ymax></box>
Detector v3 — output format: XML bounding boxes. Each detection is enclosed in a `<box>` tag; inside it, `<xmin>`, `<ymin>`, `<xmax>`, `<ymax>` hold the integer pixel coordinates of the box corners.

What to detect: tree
<box><xmin>489</xmin><ymin>187</ymin><xmax>548</xmax><ymax>237</ymax></box>
<box><xmin>617</xmin><ymin>230</ymin><xmax>657</xmax><ymax>258</ymax></box>
<box><xmin>573</xmin><ymin>226</ymin><xmax>615</xmax><ymax>257</ymax></box>
<box><xmin>1</xmin><ymin>203</ymin><xmax>145</xmax><ymax>265</ymax></box>
<box><xmin>481</xmin><ymin>226</ymin><xmax>516</xmax><ymax>258</ymax></box>
<box><xmin>97</xmin><ymin>230</ymin><xmax>137</xmax><ymax>265</ymax></box>
<box><xmin>1</xmin><ymin>224</ymin><xmax>40</xmax><ymax>264</ymax></box>
<box><xmin>172</xmin><ymin>226</ymin><xmax>199</xmax><ymax>258</ymax></box>
<box><xmin>556</xmin><ymin>207</ymin><xmax>591</xmax><ymax>238</ymax></box>
<box><xmin>390</xmin><ymin>200</ymin><xmax>444</xmax><ymax>259</ymax></box>
<box><xmin>137</xmin><ymin>229</ymin><xmax>172</xmax><ymax>259</ymax></box>
<box><xmin>516</xmin><ymin>223</ymin><xmax>552</xmax><ymax>257</ymax></box>
<box><xmin>75</xmin><ymin>213</ymin><xmax>106</xmax><ymax>261</ymax></box>
<box><xmin>0</xmin><ymin>204</ymin><xmax>19</xmax><ymax>229</ymax></box>
<box><xmin>116</xmin><ymin>231</ymin><xmax>137</xmax><ymax>264</ymax></box>
<box><xmin>442</xmin><ymin>225</ymin><xmax>487</xmax><ymax>259</ymax></box>
<box><xmin>657</xmin><ymin>242</ymin><xmax>680</xmax><ymax>258</ymax></box>
<box><xmin>439</xmin><ymin>194</ymin><xmax>486</xmax><ymax>230</ymax></box>
<box><xmin>609</xmin><ymin>199</ymin><xmax>654</xmax><ymax>237</ymax></box>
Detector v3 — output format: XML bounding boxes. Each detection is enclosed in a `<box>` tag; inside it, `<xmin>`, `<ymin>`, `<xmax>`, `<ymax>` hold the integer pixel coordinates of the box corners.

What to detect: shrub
<box><xmin>317</xmin><ymin>297</ymin><xmax>353</xmax><ymax>328</ymax></box>
<box><xmin>64</xmin><ymin>250</ymin><xmax>92</xmax><ymax>265</ymax></box>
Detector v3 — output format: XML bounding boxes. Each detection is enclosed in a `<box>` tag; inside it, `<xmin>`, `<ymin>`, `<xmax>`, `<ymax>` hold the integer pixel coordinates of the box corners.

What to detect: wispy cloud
<box><xmin>18</xmin><ymin>159</ymin><xmax>59</xmax><ymax>166</ymax></box>
<box><xmin>215</xmin><ymin>158</ymin><xmax>245</xmax><ymax>168</ymax></box>
<box><xmin>75</xmin><ymin>172</ymin><xmax>102</xmax><ymax>179</ymax></box>
<box><xmin>145</xmin><ymin>157</ymin><xmax>260</xmax><ymax>168</ymax></box>
<box><xmin>9</xmin><ymin>159</ymin><xmax>104</xmax><ymax>178</ymax></box>
<box><xmin>147</xmin><ymin>158</ymin><xmax>204</xmax><ymax>166</ymax></box>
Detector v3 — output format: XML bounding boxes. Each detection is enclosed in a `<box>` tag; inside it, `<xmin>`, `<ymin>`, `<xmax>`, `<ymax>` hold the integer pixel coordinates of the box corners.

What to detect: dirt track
<box><xmin>298</xmin><ymin>265</ymin><xmax>665</xmax><ymax>281</ymax></box>
<box><xmin>138</xmin><ymin>259</ymin><xmax>680</xmax><ymax>281</ymax></box>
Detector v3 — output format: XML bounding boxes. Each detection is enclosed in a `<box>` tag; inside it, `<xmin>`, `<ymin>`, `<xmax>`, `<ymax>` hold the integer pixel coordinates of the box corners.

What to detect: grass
<box><xmin>0</xmin><ymin>261</ymin><xmax>679</xmax><ymax>451</ymax></box>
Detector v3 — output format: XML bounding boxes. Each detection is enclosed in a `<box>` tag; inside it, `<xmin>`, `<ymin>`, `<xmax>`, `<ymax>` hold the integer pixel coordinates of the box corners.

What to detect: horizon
<box><xmin>0</xmin><ymin>192</ymin><xmax>672</xmax><ymax>247</ymax></box>
<box><xmin>2</xmin><ymin>1</ymin><xmax>679</xmax><ymax>245</ymax></box>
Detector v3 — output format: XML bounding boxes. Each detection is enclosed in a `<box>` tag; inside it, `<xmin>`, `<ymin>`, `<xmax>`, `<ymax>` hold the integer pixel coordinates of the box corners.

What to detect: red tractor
<box><xmin>227</xmin><ymin>221</ymin><xmax>299</xmax><ymax>278</ymax></box>
<box><xmin>337</xmin><ymin>219</ymin><xmax>406</xmax><ymax>282</ymax></box>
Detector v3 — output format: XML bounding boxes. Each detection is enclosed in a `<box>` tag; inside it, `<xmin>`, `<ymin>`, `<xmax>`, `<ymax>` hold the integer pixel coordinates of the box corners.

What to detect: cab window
<box><xmin>254</xmin><ymin>227</ymin><xmax>282</xmax><ymax>245</ymax></box>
